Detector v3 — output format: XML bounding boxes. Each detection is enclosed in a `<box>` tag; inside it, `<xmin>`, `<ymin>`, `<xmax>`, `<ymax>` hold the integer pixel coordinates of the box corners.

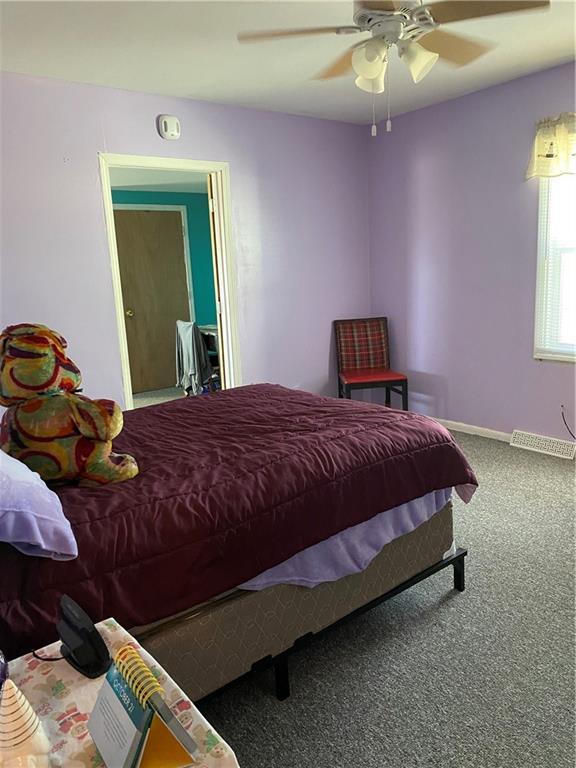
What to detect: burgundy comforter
<box><xmin>1</xmin><ymin>384</ymin><xmax>476</xmax><ymax>658</ymax></box>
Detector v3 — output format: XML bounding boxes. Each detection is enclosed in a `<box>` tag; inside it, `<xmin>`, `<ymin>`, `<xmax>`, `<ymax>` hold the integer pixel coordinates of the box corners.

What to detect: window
<box><xmin>534</xmin><ymin>174</ymin><xmax>576</xmax><ymax>362</ymax></box>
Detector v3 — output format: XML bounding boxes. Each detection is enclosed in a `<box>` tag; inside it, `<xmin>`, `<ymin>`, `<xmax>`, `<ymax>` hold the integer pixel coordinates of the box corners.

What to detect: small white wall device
<box><xmin>157</xmin><ymin>114</ymin><xmax>181</xmax><ymax>140</ymax></box>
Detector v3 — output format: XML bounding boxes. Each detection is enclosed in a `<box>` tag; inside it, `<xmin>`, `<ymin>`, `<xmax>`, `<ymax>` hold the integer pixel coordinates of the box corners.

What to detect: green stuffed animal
<box><xmin>0</xmin><ymin>323</ymin><xmax>138</xmax><ymax>486</ymax></box>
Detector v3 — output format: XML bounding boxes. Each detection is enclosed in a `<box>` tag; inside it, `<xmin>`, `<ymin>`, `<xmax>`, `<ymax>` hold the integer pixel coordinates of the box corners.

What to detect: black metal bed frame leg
<box><xmin>243</xmin><ymin>548</ymin><xmax>467</xmax><ymax>702</ymax></box>
<box><xmin>274</xmin><ymin>655</ymin><xmax>290</xmax><ymax>701</ymax></box>
<box><xmin>453</xmin><ymin>553</ymin><xmax>465</xmax><ymax>592</ymax></box>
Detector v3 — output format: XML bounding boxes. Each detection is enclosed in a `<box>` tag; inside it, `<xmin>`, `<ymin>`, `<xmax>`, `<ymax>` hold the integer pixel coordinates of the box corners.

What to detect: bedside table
<box><xmin>7</xmin><ymin>618</ymin><xmax>239</xmax><ymax>768</ymax></box>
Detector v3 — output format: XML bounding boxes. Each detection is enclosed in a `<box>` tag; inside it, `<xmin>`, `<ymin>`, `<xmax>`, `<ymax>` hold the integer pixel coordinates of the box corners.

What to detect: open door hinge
<box><xmin>208</xmin><ymin>198</ymin><xmax>215</xmax><ymax>213</ymax></box>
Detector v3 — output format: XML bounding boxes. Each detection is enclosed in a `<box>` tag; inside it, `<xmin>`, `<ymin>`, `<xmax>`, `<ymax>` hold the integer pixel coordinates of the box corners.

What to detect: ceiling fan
<box><xmin>238</xmin><ymin>1</ymin><xmax>550</xmax><ymax>96</ymax></box>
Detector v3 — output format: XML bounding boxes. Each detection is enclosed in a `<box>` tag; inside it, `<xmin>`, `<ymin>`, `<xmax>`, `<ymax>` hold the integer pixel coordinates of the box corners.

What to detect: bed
<box><xmin>0</xmin><ymin>384</ymin><xmax>476</xmax><ymax>699</ymax></box>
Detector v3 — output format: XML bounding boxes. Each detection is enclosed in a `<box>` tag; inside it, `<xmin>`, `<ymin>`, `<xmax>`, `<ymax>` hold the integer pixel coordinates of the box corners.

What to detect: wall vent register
<box><xmin>510</xmin><ymin>429</ymin><xmax>575</xmax><ymax>459</ymax></box>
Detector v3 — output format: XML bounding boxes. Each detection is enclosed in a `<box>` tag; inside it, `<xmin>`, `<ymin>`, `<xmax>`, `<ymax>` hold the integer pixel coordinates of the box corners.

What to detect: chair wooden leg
<box><xmin>385</xmin><ymin>386</ymin><xmax>391</xmax><ymax>407</ymax></box>
<box><xmin>344</xmin><ymin>384</ymin><xmax>352</xmax><ymax>399</ymax></box>
<box><xmin>401</xmin><ymin>381</ymin><xmax>408</xmax><ymax>411</ymax></box>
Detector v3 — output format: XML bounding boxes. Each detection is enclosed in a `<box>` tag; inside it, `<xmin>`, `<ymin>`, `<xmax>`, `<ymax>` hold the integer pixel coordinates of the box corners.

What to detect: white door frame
<box><xmin>99</xmin><ymin>153</ymin><xmax>241</xmax><ymax>409</ymax></box>
<box><xmin>112</xmin><ymin>203</ymin><xmax>197</xmax><ymax>322</ymax></box>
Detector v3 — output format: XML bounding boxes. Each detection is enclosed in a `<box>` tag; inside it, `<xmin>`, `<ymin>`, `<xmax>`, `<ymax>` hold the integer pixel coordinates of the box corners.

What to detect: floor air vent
<box><xmin>510</xmin><ymin>430</ymin><xmax>576</xmax><ymax>460</ymax></box>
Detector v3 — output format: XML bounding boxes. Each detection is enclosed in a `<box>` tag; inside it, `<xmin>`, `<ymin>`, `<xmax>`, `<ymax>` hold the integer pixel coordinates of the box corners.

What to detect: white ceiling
<box><xmin>111</xmin><ymin>167</ymin><xmax>208</xmax><ymax>193</ymax></box>
<box><xmin>1</xmin><ymin>0</ymin><xmax>574</xmax><ymax>123</ymax></box>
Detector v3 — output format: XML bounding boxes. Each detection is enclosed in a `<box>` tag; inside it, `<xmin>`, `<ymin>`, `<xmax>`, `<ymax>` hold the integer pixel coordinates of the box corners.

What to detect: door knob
<box><xmin>125</xmin><ymin>308</ymin><xmax>135</xmax><ymax>318</ymax></box>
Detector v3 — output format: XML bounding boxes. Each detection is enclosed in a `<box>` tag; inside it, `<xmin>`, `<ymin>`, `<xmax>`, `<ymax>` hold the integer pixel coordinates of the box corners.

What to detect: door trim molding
<box><xmin>112</xmin><ymin>204</ymin><xmax>196</xmax><ymax>322</ymax></box>
<box><xmin>99</xmin><ymin>153</ymin><xmax>241</xmax><ymax>409</ymax></box>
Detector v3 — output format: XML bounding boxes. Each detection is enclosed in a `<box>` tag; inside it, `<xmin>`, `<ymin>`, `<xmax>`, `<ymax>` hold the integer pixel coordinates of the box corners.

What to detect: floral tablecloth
<box><xmin>7</xmin><ymin>618</ymin><xmax>239</xmax><ymax>768</ymax></box>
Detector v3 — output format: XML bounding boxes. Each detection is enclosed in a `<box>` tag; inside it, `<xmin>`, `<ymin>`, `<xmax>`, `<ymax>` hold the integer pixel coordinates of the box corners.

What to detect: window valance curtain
<box><xmin>526</xmin><ymin>112</ymin><xmax>576</xmax><ymax>179</ymax></box>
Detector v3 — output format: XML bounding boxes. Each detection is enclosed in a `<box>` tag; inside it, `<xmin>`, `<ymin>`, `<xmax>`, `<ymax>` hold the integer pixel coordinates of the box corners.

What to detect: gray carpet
<box><xmin>199</xmin><ymin>433</ymin><xmax>575</xmax><ymax>768</ymax></box>
<box><xmin>132</xmin><ymin>387</ymin><xmax>184</xmax><ymax>408</ymax></box>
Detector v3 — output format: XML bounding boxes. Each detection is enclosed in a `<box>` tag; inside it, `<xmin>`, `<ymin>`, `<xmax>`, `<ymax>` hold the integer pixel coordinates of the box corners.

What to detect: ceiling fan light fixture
<box><xmin>351</xmin><ymin>39</ymin><xmax>388</xmax><ymax>78</ymax></box>
<box><xmin>399</xmin><ymin>40</ymin><xmax>439</xmax><ymax>84</ymax></box>
<box><xmin>354</xmin><ymin>66</ymin><xmax>386</xmax><ymax>95</ymax></box>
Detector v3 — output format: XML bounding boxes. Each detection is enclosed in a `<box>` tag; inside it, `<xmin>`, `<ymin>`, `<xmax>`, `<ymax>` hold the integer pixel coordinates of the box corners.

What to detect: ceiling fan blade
<box><xmin>238</xmin><ymin>26</ymin><xmax>355</xmax><ymax>43</ymax></box>
<box><xmin>314</xmin><ymin>49</ymin><xmax>355</xmax><ymax>80</ymax></box>
<box><xmin>418</xmin><ymin>29</ymin><xmax>493</xmax><ymax>65</ymax></box>
<box><xmin>424</xmin><ymin>0</ymin><xmax>549</xmax><ymax>25</ymax></box>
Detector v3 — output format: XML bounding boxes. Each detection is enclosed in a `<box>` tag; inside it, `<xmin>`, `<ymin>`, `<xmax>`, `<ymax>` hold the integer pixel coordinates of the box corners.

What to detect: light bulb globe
<box><xmin>399</xmin><ymin>41</ymin><xmax>439</xmax><ymax>84</ymax></box>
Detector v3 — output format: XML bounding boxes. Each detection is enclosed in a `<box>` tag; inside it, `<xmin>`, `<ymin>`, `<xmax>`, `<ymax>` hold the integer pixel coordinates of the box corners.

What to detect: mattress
<box><xmin>0</xmin><ymin>384</ymin><xmax>477</xmax><ymax>659</ymax></box>
<box><xmin>239</xmin><ymin>486</ymin><xmax>460</xmax><ymax>589</ymax></box>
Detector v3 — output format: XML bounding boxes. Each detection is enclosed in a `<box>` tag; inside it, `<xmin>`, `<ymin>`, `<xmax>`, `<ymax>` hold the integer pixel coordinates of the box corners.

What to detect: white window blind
<box><xmin>534</xmin><ymin>174</ymin><xmax>576</xmax><ymax>362</ymax></box>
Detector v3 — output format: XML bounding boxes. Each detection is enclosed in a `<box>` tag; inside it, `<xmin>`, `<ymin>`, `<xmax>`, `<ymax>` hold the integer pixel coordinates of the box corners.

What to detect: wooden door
<box><xmin>114</xmin><ymin>209</ymin><xmax>190</xmax><ymax>393</ymax></box>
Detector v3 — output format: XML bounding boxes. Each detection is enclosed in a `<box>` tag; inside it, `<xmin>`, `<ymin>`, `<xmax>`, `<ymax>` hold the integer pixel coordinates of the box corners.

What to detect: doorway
<box><xmin>114</xmin><ymin>206</ymin><xmax>193</xmax><ymax>399</ymax></box>
<box><xmin>99</xmin><ymin>154</ymin><xmax>240</xmax><ymax>410</ymax></box>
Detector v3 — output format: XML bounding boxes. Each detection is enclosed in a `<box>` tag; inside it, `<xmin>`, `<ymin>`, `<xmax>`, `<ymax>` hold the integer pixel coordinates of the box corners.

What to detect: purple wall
<box><xmin>1</xmin><ymin>66</ymin><xmax>574</xmax><ymax>437</ymax></box>
<box><xmin>369</xmin><ymin>63</ymin><xmax>575</xmax><ymax>438</ymax></box>
<box><xmin>0</xmin><ymin>72</ymin><xmax>370</xmax><ymax>407</ymax></box>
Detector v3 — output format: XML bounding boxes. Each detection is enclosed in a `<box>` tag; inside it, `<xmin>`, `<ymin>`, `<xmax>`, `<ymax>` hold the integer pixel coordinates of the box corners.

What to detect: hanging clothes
<box><xmin>175</xmin><ymin>320</ymin><xmax>213</xmax><ymax>396</ymax></box>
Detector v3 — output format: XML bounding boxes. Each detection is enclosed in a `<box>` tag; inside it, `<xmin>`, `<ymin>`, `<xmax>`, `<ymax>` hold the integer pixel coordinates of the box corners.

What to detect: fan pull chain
<box><xmin>371</xmin><ymin>90</ymin><xmax>377</xmax><ymax>137</ymax></box>
<box><xmin>386</xmin><ymin>62</ymin><xmax>392</xmax><ymax>133</ymax></box>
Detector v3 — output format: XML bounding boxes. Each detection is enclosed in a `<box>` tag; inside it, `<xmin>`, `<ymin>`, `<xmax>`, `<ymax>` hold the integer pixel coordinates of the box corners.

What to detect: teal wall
<box><xmin>111</xmin><ymin>190</ymin><xmax>217</xmax><ymax>325</ymax></box>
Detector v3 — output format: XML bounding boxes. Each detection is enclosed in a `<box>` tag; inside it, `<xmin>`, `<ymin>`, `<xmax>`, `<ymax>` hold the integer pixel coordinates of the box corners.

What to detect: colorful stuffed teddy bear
<box><xmin>0</xmin><ymin>323</ymin><xmax>138</xmax><ymax>485</ymax></box>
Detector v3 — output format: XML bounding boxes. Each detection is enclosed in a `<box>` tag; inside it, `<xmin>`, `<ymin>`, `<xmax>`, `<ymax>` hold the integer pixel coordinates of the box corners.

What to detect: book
<box><xmin>88</xmin><ymin>645</ymin><xmax>200</xmax><ymax>768</ymax></box>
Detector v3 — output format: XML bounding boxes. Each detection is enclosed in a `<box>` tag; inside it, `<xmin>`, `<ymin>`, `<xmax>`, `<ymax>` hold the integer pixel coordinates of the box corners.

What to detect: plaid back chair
<box><xmin>333</xmin><ymin>316</ymin><xmax>408</xmax><ymax>408</ymax></box>
<box><xmin>334</xmin><ymin>317</ymin><xmax>391</xmax><ymax>373</ymax></box>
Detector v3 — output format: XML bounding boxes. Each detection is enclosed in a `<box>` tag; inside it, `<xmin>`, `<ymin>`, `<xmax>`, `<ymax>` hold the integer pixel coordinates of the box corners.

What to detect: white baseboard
<box><xmin>436</xmin><ymin>418</ymin><xmax>511</xmax><ymax>443</ymax></box>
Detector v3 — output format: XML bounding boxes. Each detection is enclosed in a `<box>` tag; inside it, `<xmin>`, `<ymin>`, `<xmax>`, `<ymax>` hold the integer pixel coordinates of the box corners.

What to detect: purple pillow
<box><xmin>0</xmin><ymin>449</ymin><xmax>78</xmax><ymax>560</ymax></box>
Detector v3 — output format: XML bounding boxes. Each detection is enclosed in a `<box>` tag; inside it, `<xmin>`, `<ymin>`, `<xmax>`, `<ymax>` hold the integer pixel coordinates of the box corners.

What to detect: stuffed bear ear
<box><xmin>55</xmin><ymin>349</ymin><xmax>82</xmax><ymax>392</ymax></box>
<box><xmin>41</xmin><ymin>326</ymin><xmax>69</xmax><ymax>351</ymax></box>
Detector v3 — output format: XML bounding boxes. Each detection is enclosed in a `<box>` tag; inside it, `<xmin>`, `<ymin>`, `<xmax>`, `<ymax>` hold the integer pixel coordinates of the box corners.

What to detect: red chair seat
<box><xmin>340</xmin><ymin>368</ymin><xmax>407</xmax><ymax>385</ymax></box>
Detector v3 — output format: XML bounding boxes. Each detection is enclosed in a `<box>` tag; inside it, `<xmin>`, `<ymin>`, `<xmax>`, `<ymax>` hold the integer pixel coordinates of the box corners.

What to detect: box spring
<box><xmin>134</xmin><ymin>501</ymin><xmax>454</xmax><ymax>701</ymax></box>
